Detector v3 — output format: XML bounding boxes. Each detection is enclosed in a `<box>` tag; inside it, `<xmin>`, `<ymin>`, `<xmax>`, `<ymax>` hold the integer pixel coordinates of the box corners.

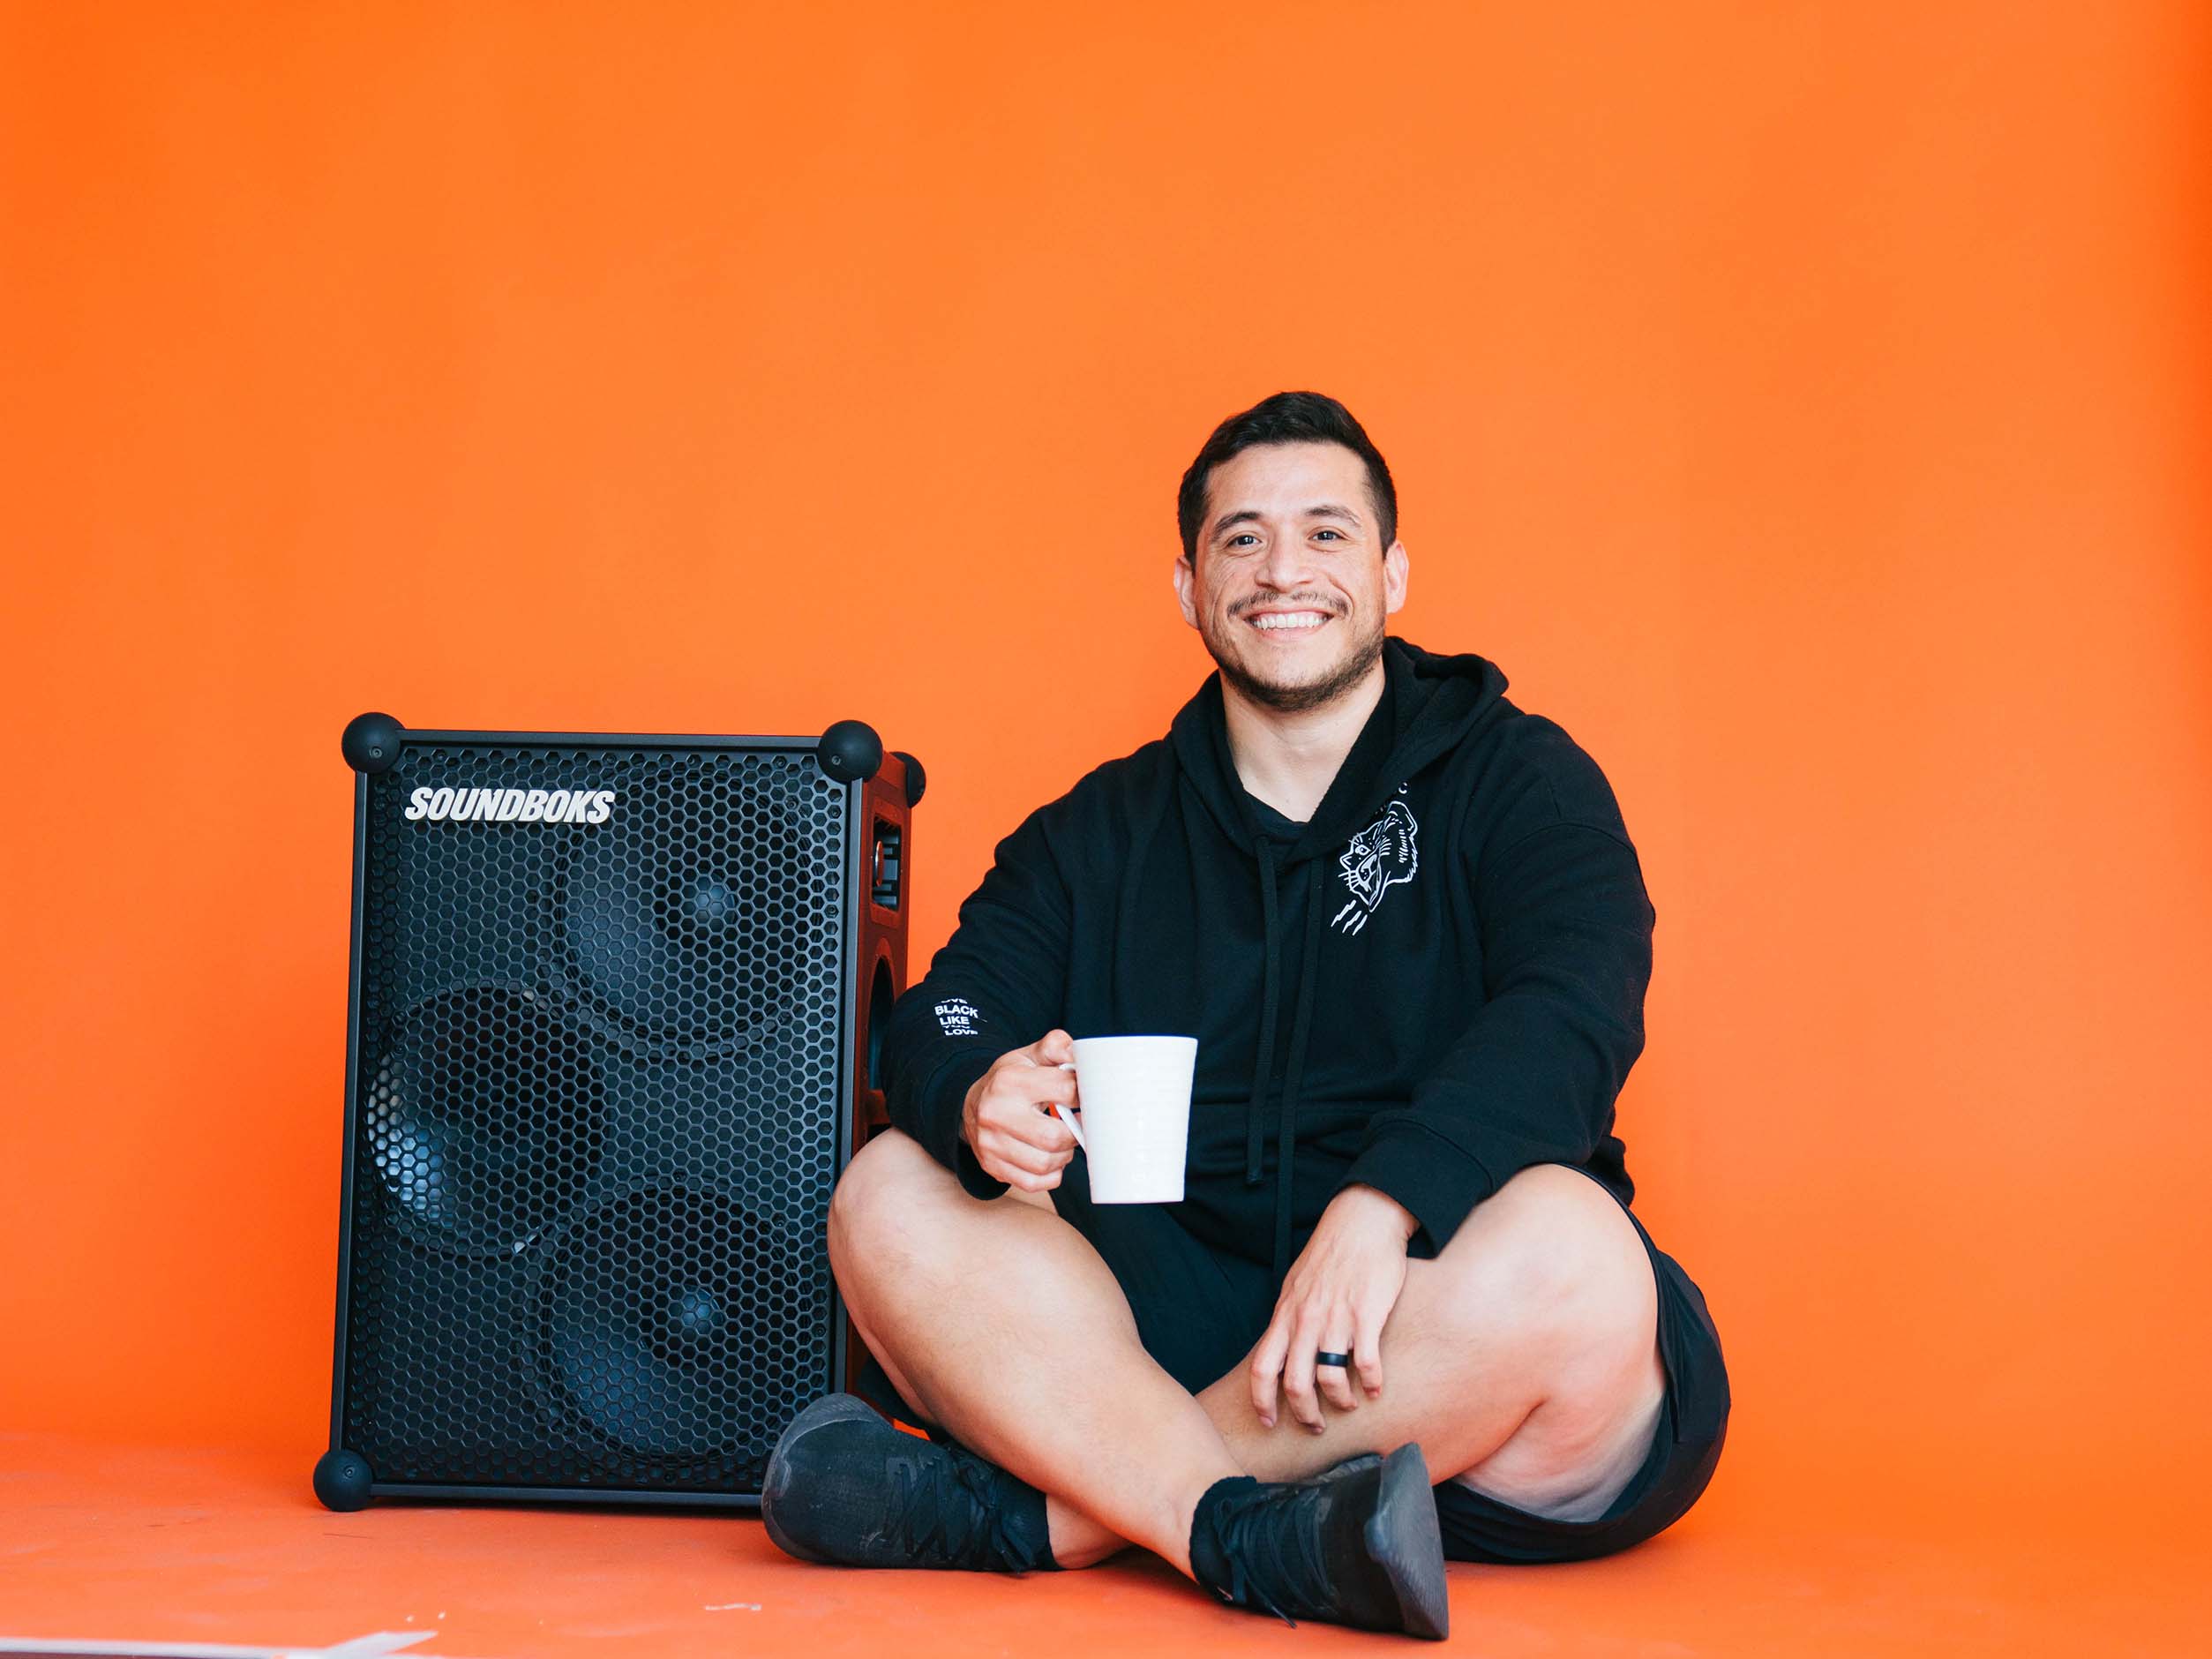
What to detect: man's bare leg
<box><xmin>834</xmin><ymin>1135</ymin><xmax>1658</xmax><ymax>1571</ymax></box>
<box><xmin>828</xmin><ymin>1127</ymin><xmax>1242</xmax><ymax>1575</ymax></box>
<box><xmin>1017</xmin><ymin>1164</ymin><xmax>1661</xmax><ymax>1565</ymax></box>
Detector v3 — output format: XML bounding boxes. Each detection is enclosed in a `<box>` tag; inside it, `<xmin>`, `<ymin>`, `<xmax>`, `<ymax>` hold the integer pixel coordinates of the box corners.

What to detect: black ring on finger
<box><xmin>1314</xmin><ymin>1351</ymin><xmax>1352</xmax><ymax>1368</ymax></box>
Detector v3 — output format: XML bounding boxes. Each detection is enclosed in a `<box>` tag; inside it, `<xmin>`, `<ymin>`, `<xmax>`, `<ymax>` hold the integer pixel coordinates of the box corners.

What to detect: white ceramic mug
<box><xmin>1050</xmin><ymin>1035</ymin><xmax>1197</xmax><ymax>1204</ymax></box>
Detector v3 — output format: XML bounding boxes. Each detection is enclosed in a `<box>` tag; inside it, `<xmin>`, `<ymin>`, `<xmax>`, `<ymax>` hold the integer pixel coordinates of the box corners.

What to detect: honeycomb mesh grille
<box><xmin>344</xmin><ymin>743</ymin><xmax>849</xmax><ymax>1494</ymax></box>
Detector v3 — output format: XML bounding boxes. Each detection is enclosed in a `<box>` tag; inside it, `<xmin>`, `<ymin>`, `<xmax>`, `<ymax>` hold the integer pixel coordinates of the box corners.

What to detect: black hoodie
<box><xmin>877</xmin><ymin>635</ymin><xmax>1657</xmax><ymax>1293</ymax></box>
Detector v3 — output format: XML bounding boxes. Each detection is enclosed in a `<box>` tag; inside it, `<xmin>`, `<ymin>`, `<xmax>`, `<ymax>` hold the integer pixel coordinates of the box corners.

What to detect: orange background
<box><xmin>4</xmin><ymin>0</ymin><xmax>2207</xmax><ymax>1552</ymax></box>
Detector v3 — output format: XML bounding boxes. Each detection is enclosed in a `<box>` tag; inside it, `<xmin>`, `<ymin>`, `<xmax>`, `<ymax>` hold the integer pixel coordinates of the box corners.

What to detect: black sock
<box><xmin>1188</xmin><ymin>1475</ymin><xmax>1261</xmax><ymax>1600</ymax></box>
<box><xmin>1001</xmin><ymin>1475</ymin><xmax>1063</xmax><ymax>1573</ymax></box>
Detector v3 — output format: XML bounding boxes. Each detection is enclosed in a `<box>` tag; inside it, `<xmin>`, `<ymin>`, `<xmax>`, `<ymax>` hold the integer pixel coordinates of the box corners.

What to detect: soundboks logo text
<box><xmin>403</xmin><ymin>786</ymin><xmax>618</xmax><ymax>825</ymax></box>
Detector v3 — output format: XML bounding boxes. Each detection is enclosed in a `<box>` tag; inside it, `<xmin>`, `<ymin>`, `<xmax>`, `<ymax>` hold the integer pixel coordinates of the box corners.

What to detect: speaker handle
<box><xmin>855</xmin><ymin>939</ymin><xmax>896</xmax><ymax>1141</ymax></box>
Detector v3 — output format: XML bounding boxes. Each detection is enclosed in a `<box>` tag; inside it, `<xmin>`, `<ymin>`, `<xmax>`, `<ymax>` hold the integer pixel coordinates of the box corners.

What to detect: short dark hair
<box><xmin>1176</xmin><ymin>391</ymin><xmax>1398</xmax><ymax>564</ymax></box>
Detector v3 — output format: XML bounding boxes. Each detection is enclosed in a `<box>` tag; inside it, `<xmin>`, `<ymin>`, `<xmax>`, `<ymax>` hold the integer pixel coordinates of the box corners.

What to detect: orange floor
<box><xmin>0</xmin><ymin>1432</ymin><xmax>2201</xmax><ymax>1657</ymax></box>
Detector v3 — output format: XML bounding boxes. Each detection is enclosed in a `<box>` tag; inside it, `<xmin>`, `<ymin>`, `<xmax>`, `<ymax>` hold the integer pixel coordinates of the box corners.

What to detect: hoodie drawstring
<box><xmin>1242</xmin><ymin>840</ymin><xmax>1331</xmax><ymax>1291</ymax></box>
<box><xmin>1243</xmin><ymin>842</ymin><xmax>1284</xmax><ymax>1188</ymax></box>
<box><xmin>1269</xmin><ymin>861</ymin><xmax>1328</xmax><ymax>1289</ymax></box>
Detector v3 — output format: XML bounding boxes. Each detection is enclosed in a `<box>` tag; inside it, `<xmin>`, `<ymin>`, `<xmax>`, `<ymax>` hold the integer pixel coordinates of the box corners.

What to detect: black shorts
<box><xmin>850</xmin><ymin>1157</ymin><xmax>1731</xmax><ymax>1565</ymax></box>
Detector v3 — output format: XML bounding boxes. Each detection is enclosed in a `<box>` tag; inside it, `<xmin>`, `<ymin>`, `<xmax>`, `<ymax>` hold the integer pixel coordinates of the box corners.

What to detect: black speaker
<box><xmin>313</xmin><ymin>713</ymin><xmax>924</xmax><ymax>1512</ymax></box>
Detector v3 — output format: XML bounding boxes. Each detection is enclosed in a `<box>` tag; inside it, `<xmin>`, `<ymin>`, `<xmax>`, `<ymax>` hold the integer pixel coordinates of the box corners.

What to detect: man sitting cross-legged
<box><xmin>760</xmin><ymin>393</ymin><xmax>1729</xmax><ymax>1640</ymax></box>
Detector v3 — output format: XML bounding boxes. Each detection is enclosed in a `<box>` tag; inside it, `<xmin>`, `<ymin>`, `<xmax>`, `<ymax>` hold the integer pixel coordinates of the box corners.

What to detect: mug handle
<box><xmin>1051</xmin><ymin>1061</ymin><xmax>1086</xmax><ymax>1151</ymax></box>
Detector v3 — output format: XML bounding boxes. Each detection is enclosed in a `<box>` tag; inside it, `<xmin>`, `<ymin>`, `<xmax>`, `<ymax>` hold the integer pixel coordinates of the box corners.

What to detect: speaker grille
<box><xmin>364</xmin><ymin>987</ymin><xmax>606</xmax><ymax>1257</ymax></box>
<box><xmin>342</xmin><ymin>744</ymin><xmax>849</xmax><ymax>1494</ymax></box>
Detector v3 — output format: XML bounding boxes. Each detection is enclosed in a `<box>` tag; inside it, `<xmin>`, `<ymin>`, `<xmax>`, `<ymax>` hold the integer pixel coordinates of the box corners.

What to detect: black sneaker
<box><xmin>761</xmin><ymin>1393</ymin><xmax>1058</xmax><ymax>1573</ymax></box>
<box><xmin>1313</xmin><ymin>1451</ymin><xmax>1383</xmax><ymax>1483</ymax></box>
<box><xmin>1189</xmin><ymin>1442</ymin><xmax>1448</xmax><ymax>1639</ymax></box>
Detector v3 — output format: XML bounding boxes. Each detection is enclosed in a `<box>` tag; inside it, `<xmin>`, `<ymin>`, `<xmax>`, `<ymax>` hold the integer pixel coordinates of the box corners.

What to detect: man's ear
<box><xmin>1383</xmin><ymin>539</ymin><xmax>1409</xmax><ymax>615</ymax></box>
<box><xmin>1173</xmin><ymin>551</ymin><xmax>1199</xmax><ymax>629</ymax></box>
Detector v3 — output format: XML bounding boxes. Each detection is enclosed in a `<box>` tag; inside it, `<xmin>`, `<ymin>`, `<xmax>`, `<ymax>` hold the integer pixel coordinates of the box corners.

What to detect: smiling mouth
<box><xmin>1244</xmin><ymin>612</ymin><xmax>1333</xmax><ymax>634</ymax></box>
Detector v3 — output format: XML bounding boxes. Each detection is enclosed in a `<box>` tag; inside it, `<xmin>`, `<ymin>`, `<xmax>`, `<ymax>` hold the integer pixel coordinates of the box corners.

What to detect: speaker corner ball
<box><xmin>342</xmin><ymin>712</ymin><xmax>407</xmax><ymax>775</ymax></box>
<box><xmin>893</xmin><ymin>750</ymin><xmax>926</xmax><ymax>807</ymax></box>
<box><xmin>815</xmin><ymin>720</ymin><xmax>883</xmax><ymax>784</ymax></box>
<box><xmin>312</xmin><ymin>1447</ymin><xmax>375</xmax><ymax>1511</ymax></box>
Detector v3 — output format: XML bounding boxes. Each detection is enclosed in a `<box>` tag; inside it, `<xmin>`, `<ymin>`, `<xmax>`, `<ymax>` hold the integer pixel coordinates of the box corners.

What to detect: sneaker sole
<box><xmin>1361</xmin><ymin>1443</ymin><xmax>1450</xmax><ymax>1640</ymax></box>
<box><xmin>761</xmin><ymin>1393</ymin><xmax>887</xmax><ymax>1565</ymax></box>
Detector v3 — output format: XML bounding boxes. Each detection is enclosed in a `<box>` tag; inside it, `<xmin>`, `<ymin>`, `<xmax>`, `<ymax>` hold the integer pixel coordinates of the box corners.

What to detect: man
<box><xmin>760</xmin><ymin>393</ymin><xmax>1730</xmax><ymax>1638</ymax></box>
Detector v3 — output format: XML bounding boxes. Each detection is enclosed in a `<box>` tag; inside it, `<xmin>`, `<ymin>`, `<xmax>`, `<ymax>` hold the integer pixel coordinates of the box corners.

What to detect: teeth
<box><xmin>1251</xmin><ymin>614</ymin><xmax>1326</xmax><ymax>630</ymax></box>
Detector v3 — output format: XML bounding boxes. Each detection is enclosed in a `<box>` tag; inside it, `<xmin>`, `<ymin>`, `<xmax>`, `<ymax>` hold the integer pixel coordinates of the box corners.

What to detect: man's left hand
<box><xmin>1248</xmin><ymin>1183</ymin><xmax>1419</xmax><ymax>1432</ymax></box>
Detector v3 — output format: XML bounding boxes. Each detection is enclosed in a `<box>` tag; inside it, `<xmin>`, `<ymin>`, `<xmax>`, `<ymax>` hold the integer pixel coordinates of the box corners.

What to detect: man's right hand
<box><xmin>961</xmin><ymin>1029</ymin><xmax>1082</xmax><ymax>1192</ymax></box>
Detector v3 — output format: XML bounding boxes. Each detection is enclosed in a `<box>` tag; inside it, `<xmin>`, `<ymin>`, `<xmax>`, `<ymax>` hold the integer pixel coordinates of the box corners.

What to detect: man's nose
<box><xmin>1255</xmin><ymin>532</ymin><xmax>1317</xmax><ymax>591</ymax></box>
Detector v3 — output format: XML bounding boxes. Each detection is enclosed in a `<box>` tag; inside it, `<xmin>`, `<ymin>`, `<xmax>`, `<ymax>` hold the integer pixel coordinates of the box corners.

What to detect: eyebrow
<box><xmin>1209</xmin><ymin>503</ymin><xmax>1365</xmax><ymax>539</ymax></box>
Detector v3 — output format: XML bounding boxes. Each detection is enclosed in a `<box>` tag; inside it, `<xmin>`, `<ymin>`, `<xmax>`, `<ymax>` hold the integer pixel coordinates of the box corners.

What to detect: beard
<box><xmin>1205</xmin><ymin>607</ymin><xmax>1388</xmax><ymax>716</ymax></box>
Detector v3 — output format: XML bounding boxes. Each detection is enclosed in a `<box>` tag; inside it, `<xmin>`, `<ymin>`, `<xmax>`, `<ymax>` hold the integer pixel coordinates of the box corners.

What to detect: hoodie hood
<box><xmin>1168</xmin><ymin>635</ymin><xmax>1509</xmax><ymax>865</ymax></box>
<box><xmin>1165</xmin><ymin>636</ymin><xmax>1510</xmax><ymax>1286</ymax></box>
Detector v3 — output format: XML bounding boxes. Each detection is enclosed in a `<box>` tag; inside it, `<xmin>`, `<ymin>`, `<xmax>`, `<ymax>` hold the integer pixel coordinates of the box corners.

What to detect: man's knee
<box><xmin>828</xmin><ymin>1128</ymin><xmax>1054</xmax><ymax>1287</ymax></box>
<box><xmin>828</xmin><ymin>1127</ymin><xmax>942</xmax><ymax>1266</ymax></box>
<box><xmin>1432</xmin><ymin>1163</ymin><xmax>1653</xmax><ymax>1354</ymax></box>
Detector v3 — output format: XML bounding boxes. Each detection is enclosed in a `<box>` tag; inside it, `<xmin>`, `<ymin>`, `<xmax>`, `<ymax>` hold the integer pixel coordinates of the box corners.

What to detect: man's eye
<box><xmin>1226</xmin><ymin>533</ymin><xmax>1258</xmax><ymax>549</ymax></box>
<box><xmin>1314</xmin><ymin>529</ymin><xmax>1343</xmax><ymax>541</ymax></box>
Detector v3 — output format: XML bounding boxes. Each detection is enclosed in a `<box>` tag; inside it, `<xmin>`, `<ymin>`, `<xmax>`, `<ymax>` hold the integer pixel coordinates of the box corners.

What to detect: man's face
<box><xmin>1173</xmin><ymin>440</ymin><xmax>1410</xmax><ymax>715</ymax></box>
